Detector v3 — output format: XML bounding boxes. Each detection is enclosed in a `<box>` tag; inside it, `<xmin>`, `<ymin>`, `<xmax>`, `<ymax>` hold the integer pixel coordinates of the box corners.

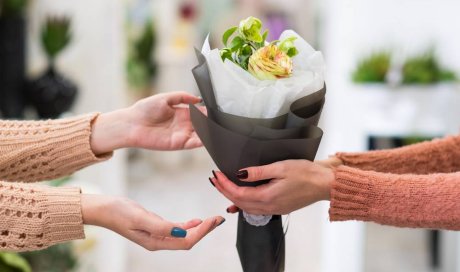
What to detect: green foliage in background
<box><xmin>20</xmin><ymin>243</ymin><xmax>78</xmax><ymax>272</ymax></box>
<box><xmin>47</xmin><ymin>176</ymin><xmax>71</xmax><ymax>187</ymax></box>
<box><xmin>0</xmin><ymin>0</ymin><xmax>28</xmax><ymax>17</ymax></box>
<box><xmin>126</xmin><ymin>20</ymin><xmax>157</xmax><ymax>91</ymax></box>
<box><xmin>402</xmin><ymin>51</ymin><xmax>457</xmax><ymax>84</ymax></box>
<box><xmin>0</xmin><ymin>252</ymin><xmax>31</xmax><ymax>272</ymax></box>
<box><xmin>352</xmin><ymin>51</ymin><xmax>391</xmax><ymax>83</ymax></box>
<box><xmin>41</xmin><ymin>16</ymin><xmax>72</xmax><ymax>61</ymax></box>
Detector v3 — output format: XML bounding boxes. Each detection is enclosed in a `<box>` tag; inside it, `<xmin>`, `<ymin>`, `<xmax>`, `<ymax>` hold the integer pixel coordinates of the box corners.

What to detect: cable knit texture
<box><xmin>330</xmin><ymin>135</ymin><xmax>460</xmax><ymax>230</ymax></box>
<box><xmin>0</xmin><ymin>113</ymin><xmax>112</xmax><ymax>251</ymax></box>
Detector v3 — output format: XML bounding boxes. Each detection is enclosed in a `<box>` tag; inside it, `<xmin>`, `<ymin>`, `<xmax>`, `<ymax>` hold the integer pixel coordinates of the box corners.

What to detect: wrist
<box><xmin>311</xmin><ymin>164</ymin><xmax>334</xmax><ymax>201</ymax></box>
<box><xmin>90</xmin><ymin>108</ymin><xmax>132</xmax><ymax>155</ymax></box>
<box><xmin>81</xmin><ymin>194</ymin><xmax>116</xmax><ymax>227</ymax></box>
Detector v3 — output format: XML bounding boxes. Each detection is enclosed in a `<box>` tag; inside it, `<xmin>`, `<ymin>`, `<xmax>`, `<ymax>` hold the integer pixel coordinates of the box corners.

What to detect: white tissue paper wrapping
<box><xmin>201</xmin><ymin>30</ymin><xmax>325</xmax><ymax>119</ymax></box>
<box><xmin>201</xmin><ymin>30</ymin><xmax>325</xmax><ymax>226</ymax></box>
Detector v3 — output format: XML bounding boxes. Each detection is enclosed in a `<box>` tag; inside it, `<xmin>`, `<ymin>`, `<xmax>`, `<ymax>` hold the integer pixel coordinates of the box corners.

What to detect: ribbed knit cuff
<box><xmin>0</xmin><ymin>113</ymin><xmax>114</xmax><ymax>182</ymax></box>
<box><xmin>45</xmin><ymin>113</ymin><xmax>113</xmax><ymax>169</ymax></box>
<box><xmin>335</xmin><ymin>151</ymin><xmax>386</xmax><ymax>171</ymax></box>
<box><xmin>43</xmin><ymin>186</ymin><xmax>85</xmax><ymax>246</ymax></box>
<box><xmin>329</xmin><ymin>166</ymin><xmax>372</xmax><ymax>222</ymax></box>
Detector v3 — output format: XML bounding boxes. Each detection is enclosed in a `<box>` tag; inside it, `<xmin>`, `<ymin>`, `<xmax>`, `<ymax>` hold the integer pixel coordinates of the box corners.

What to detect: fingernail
<box><xmin>171</xmin><ymin>227</ymin><xmax>187</xmax><ymax>238</ymax></box>
<box><xmin>217</xmin><ymin>218</ymin><xmax>226</xmax><ymax>227</ymax></box>
<box><xmin>236</xmin><ymin>170</ymin><xmax>248</xmax><ymax>179</ymax></box>
<box><xmin>226</xmin><ymin>208</ymin><xmax>230</xmax><ymax>213</ymax></box>
<box><xmin>212</xmin><ymin>170</ymin><xmax>217</xmax><ymax>179</ymax></box>
<box><xmin>209</xmin><ymin>178</ymin><xmax>215</xmax><ymax>187</ymax></box>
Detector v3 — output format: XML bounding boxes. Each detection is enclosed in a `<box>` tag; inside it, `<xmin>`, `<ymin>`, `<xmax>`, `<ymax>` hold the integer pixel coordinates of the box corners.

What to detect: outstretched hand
<box><xmin>82</xmin><ymin>194</ymin><xmax>224</xmax><ymax>251</ymax></box>
<box><xmin>91</xmin><ymin>92</ymin><xmax>204</xmax><ymax>154</ymax></box>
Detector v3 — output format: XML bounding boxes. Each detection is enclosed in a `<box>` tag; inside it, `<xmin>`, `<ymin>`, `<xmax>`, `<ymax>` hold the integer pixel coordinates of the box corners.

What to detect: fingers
<box><xmin>183</xmin><ymin>131</ymin><xmax>203</xmax><ymax>149</ymax></box>
<box><xmin>166</xmin><ymin>92</ymin><xmax>202</xmax><ymax>106</ymax></box>
<box><xmin>226</xmin><ymin>205</ymin><xmax>239</xmax><ymax>214</ymax></box>
<box><xmin>211</xmin><ymin>171</ymin><xmax>267</xmax><ymax>205</ymax></box>
<box><xmin>140</xmin><ymin>213</ymin><xmax>188</xmax><ymax>238</ymax></box>
<box><xmin>197</xmin><ymin>105</ymin><xmax>208</xmax><ymax>116</ymax></box>
<box><xmin>176</xmin><ymin>219</ymin><xmax>203</xmax><ymax>230</ymax></box>
<box><xmin>237</xmin><ymin>162</ymin><xmax>286</xmax><ymax>182</ymax></box>
<box><xmin>153</xmin><ymin>216</ymin><xmax>225</xmax><ymax>250</ymax></box>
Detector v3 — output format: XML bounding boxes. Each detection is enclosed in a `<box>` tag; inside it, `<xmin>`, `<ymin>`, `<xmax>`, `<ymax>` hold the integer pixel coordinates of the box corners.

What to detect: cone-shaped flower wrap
<box><xmin>190</xmin><ymin>17</ymin><xmax>326</xmax><ymax>272</ymax></box>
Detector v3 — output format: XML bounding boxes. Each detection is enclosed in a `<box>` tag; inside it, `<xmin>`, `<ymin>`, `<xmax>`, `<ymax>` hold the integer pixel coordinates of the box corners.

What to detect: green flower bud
<box><xmin>278</xmin><ymin>36</ymin><xmax>298</xmax><ymax>57</ymax></box>
<box><xmin>248</xmin><ymin>44</ymin><xmax>293</xmax><ymax>80</ymax></box>
<box><xmin>238</xmin><ymin>16</ymin><xmax>263</xmax><ymax>43</ymax></box>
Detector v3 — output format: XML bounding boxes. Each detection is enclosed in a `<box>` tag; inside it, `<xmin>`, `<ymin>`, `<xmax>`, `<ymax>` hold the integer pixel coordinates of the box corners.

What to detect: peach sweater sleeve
<box><xmin>0</xmin><ymin>114</ymin><xmax>112</xmax><ymax>251</ymax></box>
<box><xmin>335</xmin><ymin>135</ymin><xmax>460</xmax><ymax>174</ymax></box>
<box><xmin>329</xmin><ymin>166</ymin><xmax>460</xmax><ymax>230</ymax></box>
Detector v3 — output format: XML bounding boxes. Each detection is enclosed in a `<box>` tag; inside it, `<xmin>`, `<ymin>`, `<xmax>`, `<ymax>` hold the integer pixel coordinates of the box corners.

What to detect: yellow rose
<box><xmin>248</xmin><ymin>44</ymin><xmax>293</xmax><ymax>80</ymax></box>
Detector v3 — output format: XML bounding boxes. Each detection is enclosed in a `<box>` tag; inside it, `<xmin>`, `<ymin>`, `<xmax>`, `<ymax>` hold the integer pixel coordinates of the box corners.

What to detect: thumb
<box><xmin>141</xmin><ymin>213</ymin><xmax>188</xmax><ymax>238</ymax></box>
<box><xmin>236</xmin><ymin>161</ymin><xmax>285</xmax><ymax>182</ymax></box>
<box><xmin>166</xmin><ymin>92</ymin><xmax>202</xmax><ymax>106</ymax></box>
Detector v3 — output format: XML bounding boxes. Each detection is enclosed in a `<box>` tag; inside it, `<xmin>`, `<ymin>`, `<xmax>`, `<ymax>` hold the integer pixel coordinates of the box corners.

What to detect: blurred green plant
<box><xmin>352</xmin><ymin>51</ymin><xmax>391</xmax><ymax>83</ymax></box>
<box><xmin>126</xmin><ymin>20</ymin><xmax>157</xmax><ymax>91</ymax></box>
<box><xmin>20</xmin><ymin>243</ymin><xmax>78</xmax><ymax>272</ymax></box>
<box><xmin>47</xmin><ymin>176</ymin><xmax>71</xmax><ymax>187</ymax></box>
<box><xmin>0</xmin><ymin>252</ymin><xmax>31</xmax><ymax>272</ymax></box>
<box><xmin>41</xmin><ymin>16</ymin><xmax>72</xmax><ymax>62</ymax></box>
<box><xmin>0</xmin><ymin>0</ymin><xmax>28</xmax><ymax>17</ymax></box>
<box><xmin>402</xmin><ymin>50</ymin><xmax>457</xmax><ymax>84</ymax></box>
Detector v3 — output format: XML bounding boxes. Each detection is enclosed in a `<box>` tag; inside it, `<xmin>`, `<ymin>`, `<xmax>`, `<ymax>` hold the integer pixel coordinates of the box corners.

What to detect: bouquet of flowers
<box><xmin>190</xmin><ymin>17</ymin><xmax>326</xmax><ymax>272</ymax></box>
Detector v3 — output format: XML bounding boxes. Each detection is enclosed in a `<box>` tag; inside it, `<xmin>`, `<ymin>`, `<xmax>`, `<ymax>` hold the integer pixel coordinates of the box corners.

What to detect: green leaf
<box><xmin>286</xmin><ymin>47</ymin><xmax>298</xmax><ymax>58</ymax></box>
<box><xmin>229</xmin><ymin>36</ymin><xmax>244</xmax><ymax>51</ymax></box>
<box><xmin>222</xmin><ymin>26</ymin><xmax>237</xmax><ymax>47</ymax></box>
<box><xmin>238</xmin><ymin>16</ymin><xmax>263</xmax><ymax>43</ymax></box>
<box><xmin>0</xmin><ymin>252</ymin><xmax>31</xmax><ymax>272</ymax></box>
<box><xmin>262</xmin><ymin>30</ymin><xmax>268</xmax><ymax>43</ymax></box>
<box><xmin>256</xmin><ymin>29</ymin><xmax>269</xmax><ymax>48</ymax></box>
<box><xmin>220</xmin><ymin>48</ymin><xmax>233</xmax><ymax>62</ymax></box>
<box><xmin>278</xmin><ymin>36</ymin><xmax>298</xmax><ymax>57</ymax></box>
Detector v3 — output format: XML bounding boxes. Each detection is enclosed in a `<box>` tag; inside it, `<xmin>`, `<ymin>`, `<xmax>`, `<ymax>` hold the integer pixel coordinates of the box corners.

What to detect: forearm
<box><xmin>0</xmin><ymin>181</ymin><xmax>84</xmax><ymax>252</ymax></box>
<box><xmin>0</xmin><ymin>114</ymin><xmax>112</xmax><ymax>182</ymax></box>
<box><xmin>329</xmin><ymin>166</ymin><xmax>460</xmax><ymax>230</ymax></box>
<box><xmin>335</xmin><ymin>135</ymin><xmax>460</xmax><ymax>174</ymax></box>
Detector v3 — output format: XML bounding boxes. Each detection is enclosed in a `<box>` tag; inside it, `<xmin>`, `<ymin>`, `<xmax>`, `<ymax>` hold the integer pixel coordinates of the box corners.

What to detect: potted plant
<box><xmin>126</xmin><ymin>20</ymin><xmax>158</xmax><ymax>99</ymax></box>
<box><xmin>0</xmin><ymin>0</ymin><xmax>28</xmax><ymax>118</ymax></box>
<box><xmin>26</xmin><ymin>16</ymin><xmax>78</xmax><ymax>119</ymax></box>
<box><xmin>352</xmin><ymin>51</ymin><xmax>391</xmax><ymax>84</ymax></box>
<box><xmin>351</xmin><ymin>49</ymin><xmax>459</xmax><ymax>137</ymax></box>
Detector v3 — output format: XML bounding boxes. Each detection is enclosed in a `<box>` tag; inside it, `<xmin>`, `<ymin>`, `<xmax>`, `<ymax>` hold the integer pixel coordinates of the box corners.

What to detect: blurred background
<box><xmin>0</xmin><ymin>0</ymin><xmax>459</xmax><ymax>271</ymax></box>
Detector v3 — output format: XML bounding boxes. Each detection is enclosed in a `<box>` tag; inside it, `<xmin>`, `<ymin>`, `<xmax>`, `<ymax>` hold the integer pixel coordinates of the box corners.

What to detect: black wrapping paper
<box><xmin>190</xmin><ymin>50</ymin><xmax>325</xmax><ymax>272</ymax></box>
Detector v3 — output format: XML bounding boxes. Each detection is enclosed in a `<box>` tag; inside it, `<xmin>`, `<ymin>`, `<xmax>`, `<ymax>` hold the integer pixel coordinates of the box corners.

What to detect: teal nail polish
<box><xmin>171</xmin><ymin>227</ymin><xmax>187</xmax><ymax>238</ymax></box>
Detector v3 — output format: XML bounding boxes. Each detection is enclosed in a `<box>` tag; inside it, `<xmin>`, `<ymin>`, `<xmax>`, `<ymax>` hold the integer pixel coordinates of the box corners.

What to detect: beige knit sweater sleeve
<box><xmin>0</xmin><ymin>113</ymin><xmax>112</xmax><ymax>251</ymax></box>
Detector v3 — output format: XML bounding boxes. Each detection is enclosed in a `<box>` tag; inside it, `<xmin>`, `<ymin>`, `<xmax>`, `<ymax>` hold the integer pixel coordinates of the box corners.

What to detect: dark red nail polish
<box><xmin>209</xmin><ymin>178</ymin><xmax>215</xmax><ymax>187</ymax></box>
<box><xmin>212</xmin><ymin>170</ymin><xmax>217</xmax><ymax>179</ymax></box>
<box><xmin>236</xmin><ymin>170</ymin><xmax>248</xmax><ymax>179</ymax></box>
<box><xmin>226</xmin><ymin>208</ymin><xmax>230</xmax><ymax>213</ymax></box>
<box><xmin>217</xmin><ymin>218</ymin><xmax>226</xmax><ymax>226</ymax></box>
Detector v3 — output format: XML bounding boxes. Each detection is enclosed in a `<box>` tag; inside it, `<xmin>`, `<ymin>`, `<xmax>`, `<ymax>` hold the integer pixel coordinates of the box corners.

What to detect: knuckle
<box><xmin>251</xmin><ymin>167</ymin><xmax>263</xmax><ymax>181</ymax></box>
<box><xmin>144</xmin><ymin>243</ymin><xmax>157</xmax><ymax>251</ymax></box>
<box><xmin>183</xmin><ymin>241</ymin><xmax>194</xmax><ymax>250</ymax></box>
<box><xmin>277</xmin><ymin>162</ymin><xmax>288</xmax><ymax>173</ymax></box>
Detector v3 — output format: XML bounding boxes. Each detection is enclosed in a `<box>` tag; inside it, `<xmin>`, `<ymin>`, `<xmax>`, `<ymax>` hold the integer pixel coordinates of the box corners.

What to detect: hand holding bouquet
<box><xmin>190</xmin><ymin>17</ymin><xmax>326</xmax><ymax>272</ymax></box>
